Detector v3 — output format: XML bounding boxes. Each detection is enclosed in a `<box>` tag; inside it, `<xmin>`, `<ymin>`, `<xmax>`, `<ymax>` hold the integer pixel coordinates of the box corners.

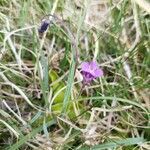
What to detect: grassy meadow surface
<box><xmin>0</xmin><ymin>0</ymin><xmax>150</xmax><ymax>149</ymax></box>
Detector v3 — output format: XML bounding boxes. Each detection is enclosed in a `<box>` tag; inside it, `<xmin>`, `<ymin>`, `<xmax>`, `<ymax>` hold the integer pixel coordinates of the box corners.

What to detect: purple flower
<box><xmin>38</xmin><ymin>19</ymin><xmax>50</xmax><ymax>33</ymax></box>
<box><xmin>81</xmin><ymin>61</ymin><xmax>103</xmax><ymax>84</ymax></box>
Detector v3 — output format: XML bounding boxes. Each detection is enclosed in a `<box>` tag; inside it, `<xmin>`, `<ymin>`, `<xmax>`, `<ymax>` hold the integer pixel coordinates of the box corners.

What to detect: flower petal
<box><xmin>81</xmin><ymin>62</ymin><xmax>90</xmax><ymax>72</ymax></box>
<box><xmin>90</xmin><ymin>61</ymin><xmax>98</xmax><ymax>70</ymax></box>
<box><xmin>81</xmin><ymin>61</ymin><xmax>103</xmax><ymax>84</ymax></box>
<box><xmin>94</xmin><ymin>68</ymin><xmax>103</xmax><ymax>77</ymax></box>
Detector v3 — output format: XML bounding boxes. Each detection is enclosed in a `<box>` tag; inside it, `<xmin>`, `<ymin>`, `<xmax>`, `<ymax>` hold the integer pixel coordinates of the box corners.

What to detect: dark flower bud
<box><xmin>38</xmin><ymin>19</ymin><xmax>50</xmax><ymax>33</ymax></box>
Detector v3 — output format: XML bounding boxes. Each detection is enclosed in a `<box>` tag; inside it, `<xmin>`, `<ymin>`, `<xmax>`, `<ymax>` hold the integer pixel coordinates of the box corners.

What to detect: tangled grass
<box><xmin>0</xmin><ymin>0</ymin><xmax>150</xmax><ymax>149</ymax></box>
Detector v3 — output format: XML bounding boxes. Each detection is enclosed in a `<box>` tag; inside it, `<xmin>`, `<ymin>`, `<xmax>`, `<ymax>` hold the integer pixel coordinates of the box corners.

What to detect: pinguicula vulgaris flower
<box><xmin>81</xmin><ymin>61</ymin><xmax>103</xmax><ymax>85</ymax></box>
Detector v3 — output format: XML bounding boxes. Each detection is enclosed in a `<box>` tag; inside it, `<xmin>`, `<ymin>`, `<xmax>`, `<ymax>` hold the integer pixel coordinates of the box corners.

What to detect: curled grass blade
<box><xmin>0</xmin><ymin>119</ymin><xmax>20</xmax><ymax>138</ymax></box>
<box><xmin>7</xmin><ymin>119</ymin><xmax>56</xmax><ymax>150</ymax></box>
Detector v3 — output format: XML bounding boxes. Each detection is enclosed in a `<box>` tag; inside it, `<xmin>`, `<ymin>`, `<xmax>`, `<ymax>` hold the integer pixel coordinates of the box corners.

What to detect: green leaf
<box><xmin>49</xmin><ymin>70</ymin><xmax>66</xmax><ymax>103</ymax></box>
<box><xmin>49</xmin><ymin>70</ymin><xmax>80</xmax><ymax>118</ymax></box>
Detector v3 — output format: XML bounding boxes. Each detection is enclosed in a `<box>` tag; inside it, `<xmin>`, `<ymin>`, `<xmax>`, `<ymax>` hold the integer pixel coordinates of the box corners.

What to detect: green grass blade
<box><xmin>81</xmin><ymin>137</ymin><xmax>145</xmax><ymax>150</ymax></box>
<box><xmin>61</xmin><ymin>60</ymin><xmax>75</xmax><ymax>114</ymax></box>
<box><xmin>0</xmin><ymin>119</ymin><xmax>20</xmax><ymax>138</ymax></box>
<box><xmin>40</xmin><ymin>50</ymin><xmax>49</xmax><ymax>105</ymax></box>
<box><xmin>77</xmin><ymin>96</ymin><xmax>149</xmax><ymax>113</ymax></box>
<box><xmin>7</xmin><ymin>120</ymin><xmax>56</xmax><ymax>150</ymax></box>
